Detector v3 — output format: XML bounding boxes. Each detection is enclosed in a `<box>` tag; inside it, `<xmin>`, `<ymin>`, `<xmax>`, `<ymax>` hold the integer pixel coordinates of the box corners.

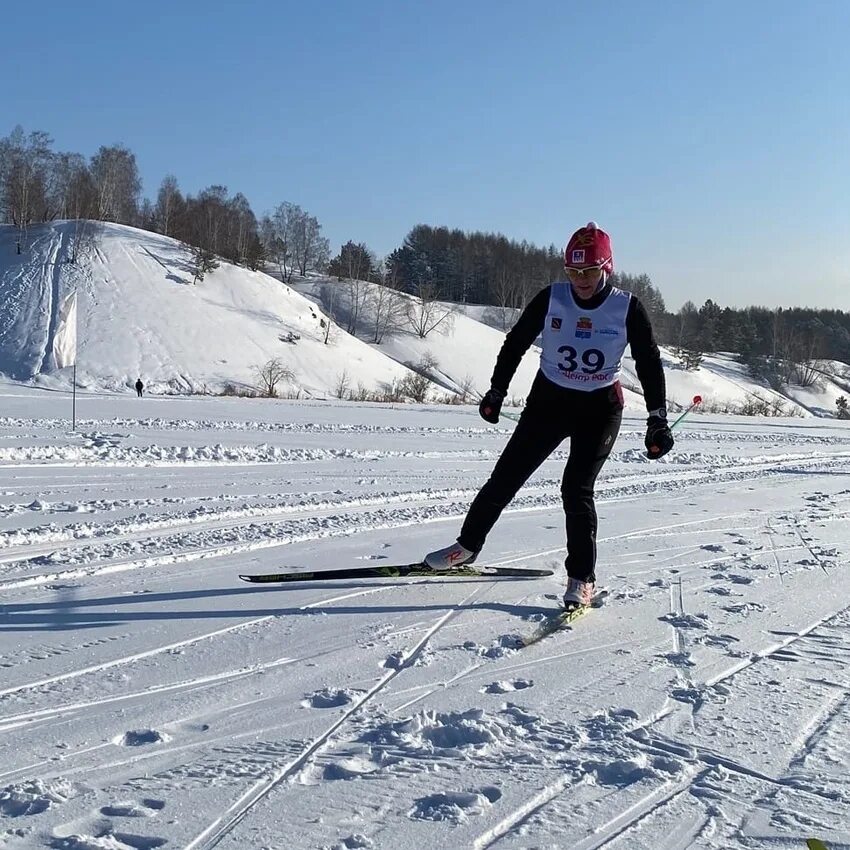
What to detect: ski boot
<box><xmin>563</xmin><ymin>577</ymin><xmax>595</xmax><ymax>611</ymax></box>
<box><xmin>423</xmin><ymin>541</ymin><xmax>478</xmax><ymax>570</ymax></box>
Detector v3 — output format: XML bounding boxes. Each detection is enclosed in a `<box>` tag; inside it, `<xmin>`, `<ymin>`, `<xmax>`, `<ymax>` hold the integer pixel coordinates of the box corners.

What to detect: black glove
<box><xmin>645</xmin><ymin>415</ymin><xmax>674</xmax><ymax>459</ymax></box>
<box><xmin>479</xmin><ymin>388</ymin><xmax>505</xmax><ymax>424</ymax></box>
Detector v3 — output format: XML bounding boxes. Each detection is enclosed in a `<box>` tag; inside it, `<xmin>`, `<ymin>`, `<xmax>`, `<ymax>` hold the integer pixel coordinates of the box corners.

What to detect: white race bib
<box><xmin>539</xmin><ymin>283</ymin><xmax>631</xmax><ymax>391</ymax></box>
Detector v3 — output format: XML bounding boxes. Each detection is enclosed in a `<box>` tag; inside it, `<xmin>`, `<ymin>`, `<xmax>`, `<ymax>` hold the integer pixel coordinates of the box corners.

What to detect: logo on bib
<box><xmin>551</xmin><ymin>317</ymin><xmax>562</xmax><ymax>329</ymax></box>
<box><xmin>576</xmin><ymin>317</ymin><xmax>592</xmax><ymax>339</ymax></box>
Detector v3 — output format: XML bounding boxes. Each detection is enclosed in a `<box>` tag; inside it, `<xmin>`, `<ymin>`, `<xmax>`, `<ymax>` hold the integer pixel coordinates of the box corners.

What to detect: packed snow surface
<box><xmin>1</xmin><ymin>385</ymin><xmax>850</xmax><ymax>847</ymax></box>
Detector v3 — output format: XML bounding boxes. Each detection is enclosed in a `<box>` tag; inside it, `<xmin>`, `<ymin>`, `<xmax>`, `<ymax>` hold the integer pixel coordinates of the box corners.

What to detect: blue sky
<box><xmin>3</xmin><ymin>0</ymin><xmax>849</xmax><ymax>310</ymax></box>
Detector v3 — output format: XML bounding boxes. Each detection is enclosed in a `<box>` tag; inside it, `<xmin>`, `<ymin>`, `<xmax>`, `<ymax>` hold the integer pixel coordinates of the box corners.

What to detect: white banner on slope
<box><xmin>52</xmin><ymin>291</ymin><xmax>78</xmax><ymax>369</ymax></box>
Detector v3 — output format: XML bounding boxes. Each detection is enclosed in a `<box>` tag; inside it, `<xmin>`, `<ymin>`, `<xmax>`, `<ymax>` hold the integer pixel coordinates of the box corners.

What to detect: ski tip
<box><xmin>483</xmin><ymin>567</ymin><xmax>555</xmax><ymax>577</ymax></box>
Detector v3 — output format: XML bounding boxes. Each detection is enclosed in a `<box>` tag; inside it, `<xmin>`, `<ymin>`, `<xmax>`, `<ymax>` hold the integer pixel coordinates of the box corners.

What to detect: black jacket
<box><xmin>490</xmin><ymin>283</ymin><xmax>666</xmax><ymax>411</ymax></box>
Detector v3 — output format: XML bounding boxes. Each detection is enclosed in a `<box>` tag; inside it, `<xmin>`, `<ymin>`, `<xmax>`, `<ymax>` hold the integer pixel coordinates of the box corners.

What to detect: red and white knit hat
<box><xmin>563</xmin><ymin>222</ymin><xmax>614</xmax><ymax>273</ymax></box>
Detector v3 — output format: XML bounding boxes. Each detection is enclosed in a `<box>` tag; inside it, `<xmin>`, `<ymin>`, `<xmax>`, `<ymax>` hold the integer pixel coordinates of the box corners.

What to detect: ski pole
<box><xmin>647</xmin><ymin>395</ymin><xmax>701</xmax><ymax>458</ymax></box>
<box><xmin>669</xmin><ymin>394</ymin><xmax>702</xmax><ymax>431</ymax></box>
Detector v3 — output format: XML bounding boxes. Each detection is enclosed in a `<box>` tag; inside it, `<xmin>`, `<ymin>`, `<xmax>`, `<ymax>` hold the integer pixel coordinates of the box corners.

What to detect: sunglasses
<box><xmin>564</xmin><ymin>266</ymin><xmax>605</xmax><ymax>278</ymax></box>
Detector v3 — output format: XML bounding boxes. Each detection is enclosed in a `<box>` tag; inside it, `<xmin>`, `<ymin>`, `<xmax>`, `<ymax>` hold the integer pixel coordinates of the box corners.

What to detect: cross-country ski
<box><xmin>239</xmin><ymin>563</ymin><xmax>555</xmax><ymax>583</ymax></box>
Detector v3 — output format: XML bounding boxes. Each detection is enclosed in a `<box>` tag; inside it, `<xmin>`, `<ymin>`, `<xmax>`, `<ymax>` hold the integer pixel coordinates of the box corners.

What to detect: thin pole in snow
<box><xmin>72</xmin><ymin>362</ymin><xmax>77</xmax><ymax>431</ymax></box>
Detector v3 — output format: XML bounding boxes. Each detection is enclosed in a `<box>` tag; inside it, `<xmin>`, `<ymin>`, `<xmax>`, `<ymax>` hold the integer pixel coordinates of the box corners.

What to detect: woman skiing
<box><xmin>424</xmin><ymin>222</ymin><xmax>672</xmax><ymax>610</ymax></box>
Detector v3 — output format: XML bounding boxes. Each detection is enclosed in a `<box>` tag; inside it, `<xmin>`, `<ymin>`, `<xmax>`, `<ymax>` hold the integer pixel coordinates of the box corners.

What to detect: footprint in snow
<box><xmin>727</xmin><ymin>574</ymin><xmax>755</xmax><ymax>584</ymax></box>
<box><xmin>697</xmin><ymin>633</ymin><xmax>740</xmax><ymax>649</ymax></box>
<box><xmin>382</xmin><ymin>651</ymin><xmax>407</xmax><ymax>669</ymax></box>
<box><xmin>100</xmin><ymin>799</ymin><xmax>165</xmax><ymax>818</ymax></box>
<box><xmin>661</xmin><ymin>651</ymin><xmax>696</xmax><ymax>668</ymax></box>
<box><xmin>722</xmin><ymin>602</ymin><xmax>766</xmax><ymax>615</ymax></box>
<box><xmin>479</xmin><ymin>636</ymin><xmax>521</xmax><ymax>659</ymax></box>
<box><xmin>482</xmin><ymin>679</ymin><xmax>533</xmax><ymax>694</ymax></box>
<box><xmin>700</xmin><ymin>543</ymin><xmax>727</xmax><ymax>552</ymax></box>
<box><xmin>659</xmin><ymin>612</ymin><xmax>711</xmax><ymax>630</ymax></box>
<box><xmin>0</xmin><ymin>779</ymin><xmax>81</xmax><ymax>817</ymax></box>
<box><xmin>409</xmin><ymin>787</ymin><xmax>501</xmax><ymax>823</ymax></box>
<box><xmin>328</xmin><ymin>833</ymin><xmax>374</xmax><ymax>849</ymax></box>
<box><xmin>113</xmin><ymin>730</ymin><xmax>169</xmax><ymax>747</ymax></box>
<box><xmin>321</xmin><ymin>757</ymin><xmax>382</xmax><ymax>781</ymax></box>
<box><xmin>705</xmin><ymin>586</ymin><xmax>736</xmax><ymax>596</ymax></box>
<box><xmin>302</xmin><ymin>688</ymin><xmax>359</xmax><ymax>709</ymax></box>
<box><xmin>48</xmin><ymin>831</ymin><xmax>167</xmax><ymax>849</ymax></box>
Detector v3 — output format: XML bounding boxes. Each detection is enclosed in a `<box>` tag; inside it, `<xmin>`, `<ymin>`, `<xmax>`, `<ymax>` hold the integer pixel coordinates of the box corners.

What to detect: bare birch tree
<box><xmin>292</xmin><ymin>209</ymin><xmax>329</xmax><ymax>276</ymax></box>
<box><xmin>406</xmin><ymin>283</ymin><xmax>455</xmax><ymax>338</ymax></box>
<box><xmin>155</xmin><ymin>174</ymin><xmax>180</xmax><ymax>237</ymax></box>
<box><xmin>0</xmin><ymin>126</ymin><xmax>53</xmax><ymax>251</ymax></box>
<box><xmin>90</xmin><ymin>144</ymin><xmax>141</xmax><ymax>224</ymax></box>
<box><xmin>371</xmin><ymin>260</ymin><xmax>407</xmax><ymax>343</ymax></box>
<box><xmin>260</xmin><ymin>202</ymin><xmax>301</xmax><ymax>283</ymax></box>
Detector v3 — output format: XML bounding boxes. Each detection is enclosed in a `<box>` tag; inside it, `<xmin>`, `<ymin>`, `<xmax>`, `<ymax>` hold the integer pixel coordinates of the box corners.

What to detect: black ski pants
<box><xmin>458</xmin><ymin>372</ymin><xmax>623</xmax><ymax>582</ymax></box>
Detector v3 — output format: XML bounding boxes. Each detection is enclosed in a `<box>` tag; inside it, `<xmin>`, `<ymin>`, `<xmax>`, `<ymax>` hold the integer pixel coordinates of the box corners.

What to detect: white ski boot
<box><xmin>423</xmin><ymin>541</ymin><xmax>478</xmax><ymax>570</ymax></box>
<box><xmin>563</xmin><ymin>577</ymin><xmax>595</xmax><ymax>610</ymax></box>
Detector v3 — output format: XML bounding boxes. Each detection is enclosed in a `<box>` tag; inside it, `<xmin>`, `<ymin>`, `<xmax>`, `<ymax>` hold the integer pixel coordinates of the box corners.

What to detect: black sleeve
<box><xmin>626</xmin><ymin>296</ymin><xmax>666</xmax><ymax>413</ymax></box>
<box><xmin>489</xmin><ymin>286</ymin><xmax>550</xmax><ymax>394</ymax></box>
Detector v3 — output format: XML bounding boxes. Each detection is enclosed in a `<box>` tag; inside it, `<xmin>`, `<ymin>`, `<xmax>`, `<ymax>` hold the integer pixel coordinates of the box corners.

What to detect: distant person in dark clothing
<box><xmin>135</xmin><ymin>378</ymin><xmax>144</xmax><ymax>398</ymax></box>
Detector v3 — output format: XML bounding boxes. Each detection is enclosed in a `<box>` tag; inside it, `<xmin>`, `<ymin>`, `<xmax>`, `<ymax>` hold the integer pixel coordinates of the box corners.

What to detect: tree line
<box><xmin>2</xmin><ymin>124</ymin><xmax>849</xmax><ymax>378</ymax></box>
<box><xmin>0</xmin><ymin>125</ymin><xmax>330</xmax><ymax>276</ymax></box>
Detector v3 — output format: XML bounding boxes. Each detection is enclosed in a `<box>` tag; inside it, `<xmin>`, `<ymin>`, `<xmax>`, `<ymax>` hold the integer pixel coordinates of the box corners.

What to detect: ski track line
<box><xmin>637</xmin><ymin>732</ymin><xmax>843</xmax><ymax>805</ymax></box>
<box><xmin>391</xmin><ymin>658</ymin><xmax>489</xmax><ymax>714</ymax></box>
<box><xmin>185</xmin><ymin>582</ymin><xmax>488</xmax><ymax>850</ymax></box>
<box><xmin>0</xmin><ymin>487</ymin><xmax>482</xmax><ymax>562</ymax></box>
<box><xmin>0</xmin><ymin>582</ymin><xmax>404</xmax><ymax>701</ymax></box>
<box><xmin>787</xmin><ymin>688</ymin><xmax>850</xmax><ymax>771</ymax></box>
<box><xmin>2</xmin><ymin>452</ymin><xmax>844</xmax><ymax>591</ymax></box>
<box><xmin>0</xmin><ymin>655</ymin><xmax>299</xmax><ymax>732</ymax></box>
<box><xmin>792</xmin><ymin>517</ymin><xmax>834</xmax><ymax>574</ymax></box>
<box><xmin>0</xmin><ymin>697</ymin><xmax>309</xmax><ymax>786</ymax></box>
<box><xmin>473</xmin><ymin>770</ymin><xmax>696</xmax><ymax>850</ymax></box>
<box><xmin>584</xmin><ymin>596</ymin><xmax>850</xmax><ymax>847</ymax></box>
<box><xmin>0</xmin><ymin>615</ymin><xmax>280</xmax><ymax>700</ymax></box>
<box><xmin>702</xmin><ymin>593</ymin><xmax>850</xmax><ymax>691</ymax></box>
<box><xmin>569</xmin><ymin>775</ymin><xmax>698</xmax><ymax>850</ymax></box>
<box><xmin>766</xmin><ymin>515</ymin><xmax>786</xmax><ymax>585</ymax></box>
<box><xmin>33</xmin><ymin>227</ymin><xmax>66</xmax><ymax>376</ymax></box>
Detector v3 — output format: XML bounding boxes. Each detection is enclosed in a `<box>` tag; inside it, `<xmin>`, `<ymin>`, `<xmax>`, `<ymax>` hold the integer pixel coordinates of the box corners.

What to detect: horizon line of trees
<box><xmin>2</xmin><ymin>124</ymin><xmax>849</xmax><ymax>373</ymax></box>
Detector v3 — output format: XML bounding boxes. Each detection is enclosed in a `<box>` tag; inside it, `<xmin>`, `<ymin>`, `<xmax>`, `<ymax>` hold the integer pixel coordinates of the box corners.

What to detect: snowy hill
<box><xmin>292</xmin><ymin>279</ymin><xmax>850</xmax><ymax>417</ymax></box>
<box><xmin>0</xmin><ymin>222</ymin><xmax>415</xmax><ymax>396</ymax></box>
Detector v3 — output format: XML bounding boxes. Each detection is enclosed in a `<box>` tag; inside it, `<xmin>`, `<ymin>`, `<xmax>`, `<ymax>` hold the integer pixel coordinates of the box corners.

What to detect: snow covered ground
<box><xmin>1</xmin><ymin>384</ymin><xmax>850</xmax><ymax>849</ymax></box>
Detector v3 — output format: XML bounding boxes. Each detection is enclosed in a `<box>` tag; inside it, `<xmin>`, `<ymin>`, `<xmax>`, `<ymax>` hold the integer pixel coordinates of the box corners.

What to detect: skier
<box><xmin>424</xmin><ymin>222</ymin><xmax>672</xmax><ymax>611</ymax></box>
<box><xmin>135</xmin><ymin>378</ymin><xmax>144</xmax><ymax>398</ymax></box>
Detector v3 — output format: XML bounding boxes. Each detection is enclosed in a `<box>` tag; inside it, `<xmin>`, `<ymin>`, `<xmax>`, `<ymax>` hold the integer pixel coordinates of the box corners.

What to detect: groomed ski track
<box><xmin>1</xmin><ymin>391</ymin><xmax>849</xmax><ymax>849</ymax></box>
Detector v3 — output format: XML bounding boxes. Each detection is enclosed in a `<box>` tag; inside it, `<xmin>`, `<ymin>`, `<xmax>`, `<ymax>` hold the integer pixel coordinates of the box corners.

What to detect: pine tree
<box><xmin>189</xmin><ymin>244</ymin><xmax>219</xmax><ymax>285</ymax></box>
